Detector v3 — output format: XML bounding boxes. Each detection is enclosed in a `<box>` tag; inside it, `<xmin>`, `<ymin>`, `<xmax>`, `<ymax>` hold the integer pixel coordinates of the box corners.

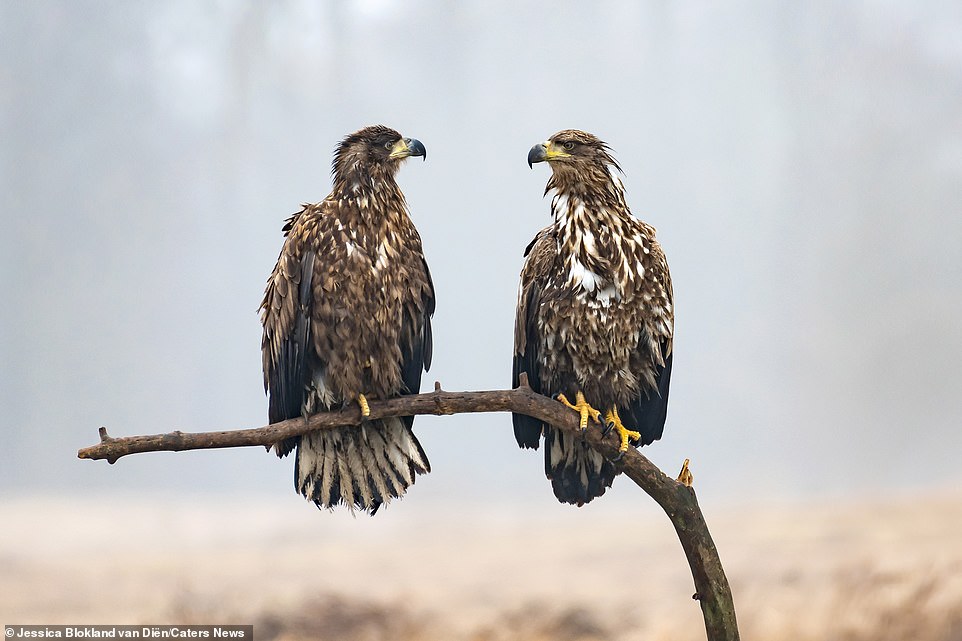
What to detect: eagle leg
<box><xmin>357</xmin><ymin>393</ymin><xmax>371</xmax><ymax>418</ymax></box>
<box><xmin>604</xmin><ymin>407</ymin><xmax>641</xmax><ymax>453</ymax></box>
<box><xmin>556</xmin><ymin>391</ymin><xmax>602</xmax><ymax>430</ymax></box>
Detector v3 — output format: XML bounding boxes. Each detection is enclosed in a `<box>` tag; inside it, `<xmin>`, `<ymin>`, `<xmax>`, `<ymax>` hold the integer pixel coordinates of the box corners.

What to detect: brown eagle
<box><xmin>260</xmin><ymin>125</ymin><xmax>434</xmax><ymax>513</ymax></box>
<box><xmin>512</xmin><ymin>130</ymin><xmax>674</xmax><ymax>505</ymax></box>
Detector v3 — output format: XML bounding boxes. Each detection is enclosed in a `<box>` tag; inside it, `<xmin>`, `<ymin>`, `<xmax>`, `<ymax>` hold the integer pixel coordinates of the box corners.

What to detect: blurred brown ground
<box><xmin>1</xmin><ymin>490</ymin><xmax>960</xmax><ymax>641</ymax></box>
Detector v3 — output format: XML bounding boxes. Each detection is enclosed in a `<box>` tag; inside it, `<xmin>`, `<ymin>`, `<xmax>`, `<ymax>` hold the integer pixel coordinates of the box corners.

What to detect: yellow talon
<box><xmin>677</xmin><ymin>458</ymin><xmax>693</xmax><ymax>487</ymax></box>
<box><xmin>557</xmin><ymin>391</ymin><xmax>602</xmax><ymax>429</ymax></box>
<box><xmin>358</xmin><ymin>393</ymin><xmax>371</xmax><ymax>418</ymax></box>
<box><xmin>604</xmin><ymin>407</ymin><xmax>641</xmax><ymax>453</ymax></box>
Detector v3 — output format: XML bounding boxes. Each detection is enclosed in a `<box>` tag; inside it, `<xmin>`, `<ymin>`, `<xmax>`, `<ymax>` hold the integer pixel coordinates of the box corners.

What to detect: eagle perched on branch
<box><xmin>260</xmin><ymin>125</ymin><xmax>434</xmax><ymax>514</ymax></box>
<box><xmin>513</xmin><ymin>130</ymin><xmax>674</xmax><ymax>505</ymax></box>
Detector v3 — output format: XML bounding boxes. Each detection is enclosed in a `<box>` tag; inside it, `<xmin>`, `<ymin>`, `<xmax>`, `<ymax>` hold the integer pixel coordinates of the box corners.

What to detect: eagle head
<box><xmin>332</xmin><ymin>125</ymin><xmax>426</xmax><ymax>182</ymax></box>
<box><xmin>527</xmin><ymin>129</ymin><xmax>621</xmax><ymax>174</ymax></box>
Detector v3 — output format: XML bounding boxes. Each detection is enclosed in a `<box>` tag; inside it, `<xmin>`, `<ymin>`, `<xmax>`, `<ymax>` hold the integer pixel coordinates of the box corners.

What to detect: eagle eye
<box><xmin>562</xmin><ymin>141</ymin><xmax>575</xmax><ymax>151</ymax></box>
<box><xmin>383</xmin><ymin>140</ymin><xmax>395</xmax><ymax>150</ymax></box>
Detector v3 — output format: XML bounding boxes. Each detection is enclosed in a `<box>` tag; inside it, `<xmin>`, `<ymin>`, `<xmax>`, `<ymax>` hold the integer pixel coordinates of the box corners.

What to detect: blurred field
<box><xmin>1</xmin><ymin>490</ymin><xmax>960</xmax><ymax>641</ymax></box>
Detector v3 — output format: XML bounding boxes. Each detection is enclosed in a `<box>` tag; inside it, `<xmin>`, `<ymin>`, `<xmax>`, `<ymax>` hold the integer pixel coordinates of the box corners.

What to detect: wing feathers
<box><xmin>623</xmin><ymin>351</ymin><xmax>672</xmax><ymax>446</ymax></box>
<box><xmin>513</xmin><ymin>229</ymin><xmax>553</xmax><ymax>449</ymax></box>
<box><xmin>264</xmin><ymin>246</ymin><xmax>317</xmax><ymax>456</ymax></box>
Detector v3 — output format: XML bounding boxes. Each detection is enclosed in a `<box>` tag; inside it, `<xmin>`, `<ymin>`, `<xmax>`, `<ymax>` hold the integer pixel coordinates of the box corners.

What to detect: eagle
<box><xmin>260</xmin><ymin>125</ymin><xmax>434</xmax><ymax>514</ymax></box>
<box><xmin>512</xmin><ymin>130</ymin><xmax>674</xmax><ymax>505</ymax></box>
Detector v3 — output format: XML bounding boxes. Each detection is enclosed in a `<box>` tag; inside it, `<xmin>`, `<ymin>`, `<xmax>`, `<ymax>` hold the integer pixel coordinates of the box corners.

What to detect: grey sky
<box><xmin>2</xmin><ymin>1</ymin><xmax>961</xmax><ymax>510</ymax></box>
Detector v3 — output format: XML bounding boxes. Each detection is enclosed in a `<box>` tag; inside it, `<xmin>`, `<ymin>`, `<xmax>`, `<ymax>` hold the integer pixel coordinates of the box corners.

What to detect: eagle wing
<box><xmin>622</xmin><ymin>342</ymin><xmax>672</xmax><ymax>446</ymax></box>
<box><xmin>622</xmin><ymin>241</ymin><xmax>674</xmax><ymax>446</ymax></box>
<box><xmin>512</xmin><ymin>226</ymin><xmax>555</xmax><ymax>449</ymax></box>
<box><xmin>398</xmin><ymin>255</ymin><xmax>435</xmax><ymax>429</ymax></box>
<box><xmin>261</xmin><ymin>207</ymin><xmax>321</xmax><ymax>456</ymax></box>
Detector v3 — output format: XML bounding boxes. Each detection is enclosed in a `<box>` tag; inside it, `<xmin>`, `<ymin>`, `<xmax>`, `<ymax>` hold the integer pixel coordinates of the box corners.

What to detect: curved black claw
<box><xmin>611</xmin><ymin>449</ymin><xmax>626</xmax><ymax>462</ymax></box>
<box><xmin>602</xmin><ymin>420</ymin><xmax>615</xmax><ymax>437</ymax></box>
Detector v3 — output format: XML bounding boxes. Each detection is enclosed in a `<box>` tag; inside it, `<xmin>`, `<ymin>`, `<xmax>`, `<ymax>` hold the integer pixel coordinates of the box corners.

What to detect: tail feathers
<box><xmin>294</xmin><ymin>417</ymin><xmax>430</xmax><ymax>514</ymax></box>
<box><xmin>544</xmin><ymin>426</ymin><xmax>616</xmax><ymax>506</ymax></box>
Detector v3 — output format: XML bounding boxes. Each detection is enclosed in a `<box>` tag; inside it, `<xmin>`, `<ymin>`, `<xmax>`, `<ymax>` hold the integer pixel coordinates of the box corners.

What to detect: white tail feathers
<box><xmin>294</xmin><ymin>417</ymin><xmax>430</xmax><ymax>514</ymax></box>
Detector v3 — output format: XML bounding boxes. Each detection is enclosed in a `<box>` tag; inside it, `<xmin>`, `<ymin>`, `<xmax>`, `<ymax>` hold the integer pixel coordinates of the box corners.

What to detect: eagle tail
<box><xmin>543</xmin><ymin>426</ymin><xmax>616</xmax><ymax>506</ymax></box>
<box><xmin>293</xmin><ymin>418</ymin><xmax>430</xmax><ymax>514</ymax></box>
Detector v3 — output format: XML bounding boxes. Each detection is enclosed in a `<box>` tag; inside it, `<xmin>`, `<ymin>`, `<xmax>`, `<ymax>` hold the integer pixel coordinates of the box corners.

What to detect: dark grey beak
<box><xmin>527</xmin><ymin>143</ymin><xmax>547</xmax><ymax>168</ymax></box>
<box><xmin>405</xmin><ymin>137</ymin><xmax>427</xmax><ymax>161</ymax></box>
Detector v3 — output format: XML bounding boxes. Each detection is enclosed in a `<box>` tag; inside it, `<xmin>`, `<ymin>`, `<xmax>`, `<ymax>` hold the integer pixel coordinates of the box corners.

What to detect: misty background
<box><xmin>2</xmin><ymin>1</ymin><xmax>961</xmax><ymax>514</ymax></box>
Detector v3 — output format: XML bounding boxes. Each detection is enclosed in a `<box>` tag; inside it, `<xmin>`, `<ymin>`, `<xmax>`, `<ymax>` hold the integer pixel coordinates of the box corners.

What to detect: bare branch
<box><xmin>78</xmin><ymin>375</ymin><xmax>738</xmax><ymax>641</ymax></box>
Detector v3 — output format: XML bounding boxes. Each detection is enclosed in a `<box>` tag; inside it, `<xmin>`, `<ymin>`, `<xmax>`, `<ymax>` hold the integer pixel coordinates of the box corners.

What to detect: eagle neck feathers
<box><xmin>547</xmin><ymin>164</ymin><xmax>645</xmax><ymax>301</ymax></box>
<box><xmin>335</xmin><ymin>164</ymin><xmax>407</xmax><ymax>215</ymax></box>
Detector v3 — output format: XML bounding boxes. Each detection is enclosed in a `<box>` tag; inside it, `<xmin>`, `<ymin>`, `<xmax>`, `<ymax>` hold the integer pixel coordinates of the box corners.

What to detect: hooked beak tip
<box><xmin>527</xmin><ymin>143</ymin><xmax>547</xmax><ymax>168</ymax></box>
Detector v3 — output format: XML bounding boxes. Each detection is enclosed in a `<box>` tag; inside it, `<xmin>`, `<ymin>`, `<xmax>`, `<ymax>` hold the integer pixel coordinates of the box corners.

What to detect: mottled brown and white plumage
<box><xmin>513</xmin><ymin>130</ymin><xmax>673</xmax><ymax>505</ymax></box>
<box><xmin>260</xmin><ymin>125</ymin><xmax>434</xmax><ymax>514</ymax></box>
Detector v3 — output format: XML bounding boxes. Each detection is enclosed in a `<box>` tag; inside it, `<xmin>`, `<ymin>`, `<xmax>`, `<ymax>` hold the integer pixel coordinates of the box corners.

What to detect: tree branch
<box><xmin>78</xmin><ymin>376</ymin><xmax>739</xmax><ymax>641</ymax></box>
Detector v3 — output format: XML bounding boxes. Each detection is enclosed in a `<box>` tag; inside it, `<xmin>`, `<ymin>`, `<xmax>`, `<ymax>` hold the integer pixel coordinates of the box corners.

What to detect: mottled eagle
<box><xmin>512</xmin><ymin>130</ymin><xmax>674</xmax><ymax>505</ymax></box>
<box><xmin>260</xmin><ymin>125</ymin><xmax>434</xmax><ymax>514</ymax></box>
